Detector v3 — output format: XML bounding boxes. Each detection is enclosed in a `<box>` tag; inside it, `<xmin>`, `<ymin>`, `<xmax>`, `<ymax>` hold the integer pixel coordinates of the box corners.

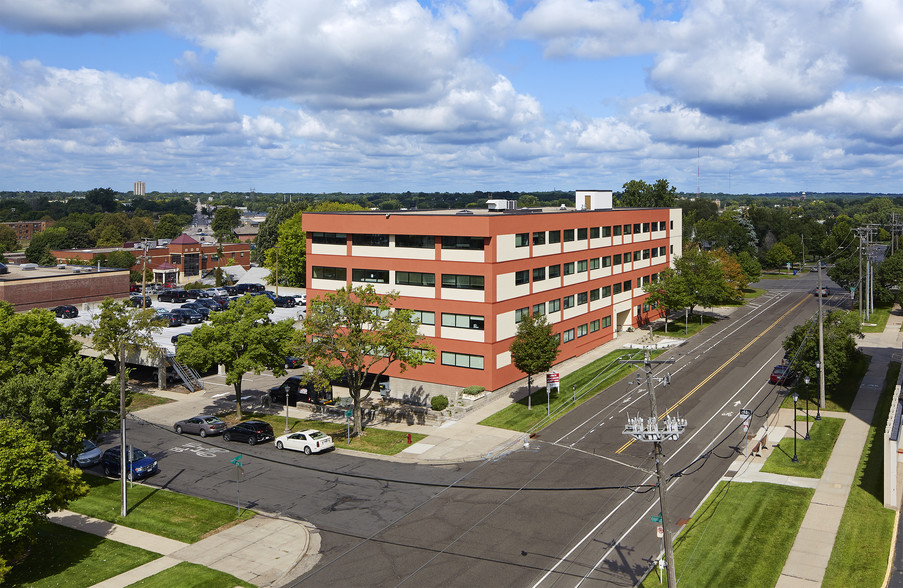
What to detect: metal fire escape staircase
<box><xmin>165</xmin><ymin>352</ymin><xmax>204</xmax><ymax>392</ymax></box>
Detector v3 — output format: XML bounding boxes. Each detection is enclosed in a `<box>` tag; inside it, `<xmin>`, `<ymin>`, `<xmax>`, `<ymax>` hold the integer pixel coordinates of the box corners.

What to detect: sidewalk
<box><xmin>49</xmin><ymin>509</ymin><xmax>321</xmax><ymax>588</ymax></box>
<box><xmin>725</xmin><ymin>309</ymin><xmax>903</xmax><ymax>587</ymax></box>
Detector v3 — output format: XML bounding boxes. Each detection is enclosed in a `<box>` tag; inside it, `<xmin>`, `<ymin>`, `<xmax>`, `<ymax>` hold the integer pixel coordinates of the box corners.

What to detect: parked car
<box><xmin>181</xmin><ymin>302</ymin><xmax>210</xmax><ymax>319</ymax></box>
<box><xmin>169</xmin><ymin>308</ymin><xmax>204</xmax><ymax>324</ymax></box>
<box><xmin>222</xmin><ymin>420</ymin><xmax>274</xmax><ymax>445</ymax></box>
<box><xmin>129</xmin><ymin>284</ymin><xmax>141</xmax><ymax>293</ymax></box>
<box><xmin>146</xmin><ymin>283</ymin><xmax>163</xmax><ymax>294</ymax></box>
<box><xmin>285</xmin><ymin>356</ymin><xmax>304</xmax><ymax>369</ymax></box>
<box><xmin>814</xmin><ymin>287</ymin><xmax>830</xmax><ymax>297</ymax></box>
<box><xmin>205</xmin><ymin>287</ymin><xmax>228</xmax><ymax>297</ymax></box>
<box><xmin>274</xmin><ymin>429</ymin><xmax>334</xmax><ymax>455</ymax></box>
<box><xmin>53</xmin><ymin>439</ymin><xmax>102</xmax><ymax>468</ymax></box>
<box><xmin>154</xmin><ymin>310</ymin><xmax>183</xmax><ymax>327</ymax></box>
<box><xmin>292</xmin><ymin>294</ymin><xmax>307</xmax><ymax>305</ymax></box>
<box><xmin>769</xmin><ymin>365</ymin><xmax>796</xmax><ymax>385</ymax></box>
<box><xmin>173</xmin><ymin>415</ymin><xmax>227</xmax><ymax>437</ymax></box>
<box><xmin>51</xmin><ymin>305</ymin><xmax>79</xmax><ymax>319</ymax></box>
<box><xmin>171</xmin><ymin>332</ymin><xmax>193</xmax><ymax>345</ymax></box>
<box><xmin>209</xmin><ymin>295</ymin><xmax>230</xmax><ymax>308</ymax></box>
<box><xmin>233</xmin><ymin>283</ymin><xmax>265</xmax><ymax>294</ymax></box>
<box><xmin>186</xmin><ymin>289</ymin><xmax>209</xmax><ymax>299</ymax></box>
<box><xmin>100</xmin><ymin>446</ymin><xmax>158</xmax><ymax>480</ymax></box>
<box><xmin>158</xmin><ymin>289</ymin><xmax>190</xmax><ymax>303</ymax></box>
<box><xmin>196</xmin><ymin>298</ymin><xmax>224</xmax><ymax>312</ymax></box>
<box><xmin>266</xmin><ymin>376</ymin><xmax>334</xmax><ymax>406</ymax></box>
<box><xmin>0</xmin><ymin>262</ymin><xmax>8</xmax><ymax>274</ymax></box>
<box><xmin>224</xmin><ymin>285</ymin><xmax>241</xmax><ymax>296</ymax></box>
<box><xmin>274</xmin><ymin>295</ymin><xmax>296</xmax><ymax>308</ymax></box>
<box><xmin>129</xmin><ymin>295</ymin><xmax>153</xmax><ymax>308</ymax></box>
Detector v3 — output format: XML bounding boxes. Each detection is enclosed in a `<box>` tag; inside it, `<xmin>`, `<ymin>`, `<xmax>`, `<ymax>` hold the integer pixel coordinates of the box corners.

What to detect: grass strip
<box><xmin>127</xmin><ymin>561</ymin><xmax>254</xmax><ymax>588</ymax></box>
<box><xmin>649</xmin><ymin>313</ymin><xmax>720</xmax><ymax>338</ymax></box>
<box><xmin>859</xmin><ymin>304</ymin><xmax>893</xmax><ymax>333</ymax></box>
<box><xmin>760</xmin><ymin>417</ymin><xmax>844</xmax><ymax>478</ymax></box>
<box><xmin>225</xmin><ymin>412</ymin><xmax>428</xmax><ymax>455</ymax></box>
<box><xmin>128</xmin><ymin>392</ymin><xmax>174</xmax><ymax>412</ymax></box>
<box><xmin>640</xmin><ymin>482</ymin><xmax>813</xmax><ymax>587</ymax></box>
<box><xmin>5</xmin><ymin>522</ymin><xmax>160</xmax><ymax>587</ymax></box>
<box><xmin>67</xmin><ymin>475</ymin><xmax>255</xmax><ymax>543</ymax></box>
<box><xmin>478</xmin><ymin>348</ymin><xmax>663</xmax><ymax>432</ymax></box>
<box><xmin>779</xmin><ymin>352</ymin><xmax>871</xmax><ymax>412</ymax></box>
<box><xmin>822</xmin><ymin>361</ymin><xmax>900</xmax><ymax>587</ymax></box>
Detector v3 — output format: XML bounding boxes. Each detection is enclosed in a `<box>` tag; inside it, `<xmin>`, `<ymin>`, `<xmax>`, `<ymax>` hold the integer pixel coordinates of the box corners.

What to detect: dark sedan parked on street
<box><xmin>173</xmin><ymin>415</ymin><xmax>227</xmax><ymax>437</ymax></box>
<box><xmin>52</xmin><ymin>305</ymin><xmax>79</xmax><ymax>318</ymax></box>
<box><xmin>222</xmin><ymin>420</ymin><xmax>274</xmax><ymax>445</ymax></box>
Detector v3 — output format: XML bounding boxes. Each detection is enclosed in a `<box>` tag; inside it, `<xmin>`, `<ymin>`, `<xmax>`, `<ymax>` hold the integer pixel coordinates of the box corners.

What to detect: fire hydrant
<box><xmin>407</xmin><ymin>433</ymin><xmax>412</xmax><ymax>444</ymax></box>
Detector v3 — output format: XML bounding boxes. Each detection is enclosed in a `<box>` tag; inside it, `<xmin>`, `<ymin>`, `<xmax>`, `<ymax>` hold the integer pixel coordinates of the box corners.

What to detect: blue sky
<box><xmin>2</xmin><ymin>0</ymin><xmax>903</xmax><ymax>196</ymax></box>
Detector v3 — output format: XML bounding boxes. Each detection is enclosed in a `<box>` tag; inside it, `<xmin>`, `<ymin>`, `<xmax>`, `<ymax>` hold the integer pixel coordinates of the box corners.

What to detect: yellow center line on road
<box><xmin>615</xmin><ymin>295</ymin><xmax>809</xmax><ymax>455</ymax></box>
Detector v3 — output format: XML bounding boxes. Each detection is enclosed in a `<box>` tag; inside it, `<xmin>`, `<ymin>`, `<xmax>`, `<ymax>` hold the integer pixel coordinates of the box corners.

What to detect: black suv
<box><xmin>159</xmin><ymin>289</ymin><xmax>189</xmax><ymax>303</ymax></box>
<box><xmin>234</xmin><ymin>283</ymin><xmax>265</xmax><ymax>294</ymax></box>
<box><xmin>222</xmin><ymin>420</ymin><xmax>274</xmax><ymax>445</ymax></box>
<box><xmin>52</xmin><ymin>305</ymin><xmax>79</xmax><ymax>318</ymax></box>
<box><xmin>266</xmin><ymin>376</ymin><xmax>334</xmax><ymax>407</ymax></box>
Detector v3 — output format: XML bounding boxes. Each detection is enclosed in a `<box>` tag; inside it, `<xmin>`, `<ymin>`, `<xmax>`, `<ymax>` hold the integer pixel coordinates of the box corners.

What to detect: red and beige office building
<box><xmin>304</xmin><ymin>191</ymin><xmax>682</xmax><ymax>397</ymax></box>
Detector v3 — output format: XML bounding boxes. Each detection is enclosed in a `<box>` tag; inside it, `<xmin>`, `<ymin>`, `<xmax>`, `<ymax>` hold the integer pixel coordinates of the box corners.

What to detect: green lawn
<box><xmin>225</xmin><ymin>412</ymin><xmax>427</xmax><ymax>455</ymax></box>
<box><xmin>479</xmin><ymin>348</ymin><xmax>662</xmax><ymax>431</ymax></box>
<box><xmin>640</xmin><ymin>482</ymin><xmax>813</xmax><ymax>587</ymax></box>
<box><xmin>760</xmin><ymin>417</ymin><xmax>844</xmax><ymax>478</ymax></box>
<box><xmin>859</xmin><ymin>303</ymin><xmax>894</xmax><ymax>333</ymax></box>
<box><xmin>128</xmin><ymin>562</ymin><xmax>253</xmax><ymax>588</ymax></box>
<box><xmin>743</xmin><ymin>287</ymin><xmax>767</xmax><ymax>299</ymax></box>
<box><xmin>822</xmin><ymin>361</ymin><xmax>900</xmax><ymax>588</ymax></box>
<box><xmin>128</xmin><ymin>392</ymin><xmax>174</xmax><ymax>412</ymax></box>
<box><xmin>651</xmin><ymin>313</ymin><xmax>719</xmax><ymax>338</ymax></box>
<box><xmin>68</xmin><ymin>476</ymin><xmax>255</xmax><ymax>543</ymax></box>
<box><xmin>4</xmin><ymin>522</ymin><xmax>160</xmax><ymax>587</ymax></box>
<box><xmin>779</xmin><ymin>352</ymin><xmax>870</xmax><ymax>412</ymax></box>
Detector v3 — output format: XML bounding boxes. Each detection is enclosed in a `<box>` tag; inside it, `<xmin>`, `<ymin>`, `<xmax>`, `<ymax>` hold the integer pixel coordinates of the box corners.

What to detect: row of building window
<box><xmin>312</xmin><ymin>233</ymin><xmax>485</xmax><ymax>251</ymax></box>
<box><xmin>515</xmin><ymin>248</ymin><xmax>667</xmax><ymax>285</ymax></box>
<box><xmin>515</xmin><ymin>221</ymin><xmax>671</xmax><ymax>247</ymax></box>
<box><xmin>560</xmin><ymin>316</ymin><xmax>612</xmax><ymax>342</ymax></box>
<box><xmin>514</xmin><ymin>274</ymin><xmax>658</xmax><ymax>322</ymax></box>
<box><xmin>312</xmin><ymin>267</ymin><xmax>486</xmax><ymax>291</ymax></box>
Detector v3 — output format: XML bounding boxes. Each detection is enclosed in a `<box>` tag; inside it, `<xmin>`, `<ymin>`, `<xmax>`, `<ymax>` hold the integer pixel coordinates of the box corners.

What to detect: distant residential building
<box><xmin>234</xmin><ymin>224</ymin><xmax>259</xmax><ymax>242</ymax></box>
<box><xmin>134</xmin><ymin>181</ymin><xmax>146</xmax><ymax>196</ymax></box>
<box><xmin>1</xmin><ymin>220</ymin><xmax>54</xmax><ymax>242</ymax></box>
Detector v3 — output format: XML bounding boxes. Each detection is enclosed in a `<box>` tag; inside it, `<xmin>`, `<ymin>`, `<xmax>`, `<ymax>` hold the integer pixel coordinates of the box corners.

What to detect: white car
<box><xmin>274</xmin><ymin>429</ymin><xmax>334</xmax><ymax>455</ymax></box>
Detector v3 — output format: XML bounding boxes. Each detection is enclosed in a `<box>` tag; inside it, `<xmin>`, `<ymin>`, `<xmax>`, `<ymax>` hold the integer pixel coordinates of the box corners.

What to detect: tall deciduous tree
<box><xmin>0</xmin><ymin>421</ymin><xmax>89</xmax><ymax>582</ymax></box>
<box><xmin>617</xmin><ymin>179</ymin><xmax>676</xmax><ymax>208</ymax></box>
<box><xmin>642</xmin><ymin>267</ymin><xmax>691</xmax><ymax>332</ymax></box>
<box><xmin>782</xmin><ymin>310</ymin><xmax>863</xmax><ymax>388</ymax></box>
<box><xmin>176</xmin><ymin>294</ymin><xmax>294</xmax><ymax>419</ymax></box>
<box><xmin>299</xmin><ymin>286</ymin><xmax>435</xmax><ymax>435</ymax></box>
<box><xmin>509</xmin><ymin>312</ymin><xmax>560</xmax><ymax>404</ymax></box>
<box><xmin>675</xmin><ymin>248</ymin><xmax>727</xmax><ymax>315</ymax></box>
<box><xmin>212</xmin><ymin>207</ymin><xmax>241</xmax><ymax>242</ymax></box>
<box><xmin>155</xmin><ymin>213</ymin><xmax>185</xmax><ymax>240</ymax></box>
<box><xmin>264</xmin><ymin>211</ymin><xmax>306</xmax><ymax>287</ymax></box>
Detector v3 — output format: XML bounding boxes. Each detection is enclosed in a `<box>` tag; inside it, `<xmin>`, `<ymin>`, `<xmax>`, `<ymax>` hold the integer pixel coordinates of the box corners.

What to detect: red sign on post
<box><xmin>547</xmin><ymin>372</ymin><xmax>560</xmax><ymax>384</ymax></box>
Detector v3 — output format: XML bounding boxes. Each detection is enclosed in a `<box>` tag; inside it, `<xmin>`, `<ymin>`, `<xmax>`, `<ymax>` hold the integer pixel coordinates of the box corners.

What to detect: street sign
<box><xmin>345</xmin><ymin>409</ymin><xmax>353</xmax><ymax>419</ymax></box>
<box><xmin>651</xmin><ymin>513</ymin><xmax>662</xmax><ymax>523</ymax></box>
<box><xmin>546</xmin><ymin>371</ymin><xmax>560</xmax><ymax>384</ymax></box>
<box><xmin>230</xmin><ymin>455</ymin><xmax>243</xmax><ymax>466</ymax></box>
<box><xmin>656</xmin><ymin>526</ymin><xmax>664</xmax><ymax>538</ymax></box>
<box><xmin>739</xmin><ymin>408</ymin><xmax>752</xmax><ymax>420</ymax></box>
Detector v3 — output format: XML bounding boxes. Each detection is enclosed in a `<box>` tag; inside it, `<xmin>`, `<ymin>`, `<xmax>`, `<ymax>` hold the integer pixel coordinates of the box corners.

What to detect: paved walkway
<box><xmin>725</xmin><ymin>309</ymin><xmax>903</xmax><ymax>587</ymax></box>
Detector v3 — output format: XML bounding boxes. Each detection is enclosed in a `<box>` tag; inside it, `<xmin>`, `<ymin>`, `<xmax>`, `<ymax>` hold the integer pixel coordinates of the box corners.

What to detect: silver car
<box><xmin>173</xmin><ymin>415</ymin><xmax>227</xmax><ymax>437</ymax></box>
<box><xmin>54</xmin><ymin>439</ymin><xmax>103</xmax><ymax>468</ymax></box>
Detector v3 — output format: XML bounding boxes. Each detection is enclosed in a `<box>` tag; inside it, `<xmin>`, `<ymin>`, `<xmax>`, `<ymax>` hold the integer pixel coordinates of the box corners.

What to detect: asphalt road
<box><xmin>96</xmin><ymin>276</ymin><xmax>845</xmax><ymax>587</ymax></box>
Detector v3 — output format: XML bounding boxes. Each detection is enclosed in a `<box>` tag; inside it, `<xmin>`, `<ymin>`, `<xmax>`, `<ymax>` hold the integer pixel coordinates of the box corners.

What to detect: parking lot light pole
<box><xmin>791</xmin><ymin>392</ymin><xmax>799</xmax><ymax>463</ymax></box>
<box><xmin>803</xmin><ymin>376</ymin><xmax>811</xmax><ymax>440</ymax></box>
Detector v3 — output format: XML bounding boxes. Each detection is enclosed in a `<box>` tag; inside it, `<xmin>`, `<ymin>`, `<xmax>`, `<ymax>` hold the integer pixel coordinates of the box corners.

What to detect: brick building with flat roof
<box><xmin>304</xmin><ymin>190</ymin><xmax>682</xmax><ymax>397</ymax></box>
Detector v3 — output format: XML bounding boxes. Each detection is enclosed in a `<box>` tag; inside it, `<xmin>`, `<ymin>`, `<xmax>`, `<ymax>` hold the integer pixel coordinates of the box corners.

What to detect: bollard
<box><xmin>407</xmin><ymin>432</ymin><xmax>412</xmax><ymax>444</ymax></box>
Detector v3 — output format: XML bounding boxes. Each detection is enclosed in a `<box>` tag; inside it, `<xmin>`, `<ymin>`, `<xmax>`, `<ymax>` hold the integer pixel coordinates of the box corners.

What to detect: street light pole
<box><xmin>791</xmin><ymin>392</ymin><xmax>799</xmax><ymax>463</ymax></box>
<box><xmin>814</xmin><ymin>361</ymin><xmax>822</xmax><ymax>421</ymax></box>
<box><xmin>803</xmin><ymin>376</ymin><xmax>810</xmax><ymax>440</ymax></box>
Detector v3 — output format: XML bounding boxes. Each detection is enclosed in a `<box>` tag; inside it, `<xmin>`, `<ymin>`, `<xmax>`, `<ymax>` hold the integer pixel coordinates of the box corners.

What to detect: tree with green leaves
<box><xmin>765</xmin><ymin>242</ymin><xmax>795</xmax><ymax>270</ymax></box>
<box><xmin>782</xmin><ymin>309</ymin><xmax>862</xmax><ymax>388</ymax></box>
<box><xmin>264</xmin><ymin>211</ymin><xmax>305</xmax><ymax>287</ymax></box>
<box><xmin>0</xmin><ymin>225</ymin><xmax>17</xmax><ymax>254</ymax></box>
<box><xmin>617</xmin><ymin>179</ymin><xmax>676</xmax><ymax>208</ymax></box>
<box><xmin>509</xmin><ymin>312</ymin><xmax>560</xmax><ymax>406</ymax></box>
<box><xmin>0</xmin><ymin>420</ymin><xmax>89</xmax><ymax>582</ymax></box>
<box><xmin>212</xmin><ymin>207</ymin><xmax>241</xmax><ymax>242</ymax></box>
<box><xmin>736</xmin><ymin>251</ymin><xmax>762</xmax><ymax>283</ymax></box>
<box><xmin>155</xmin><ymin>213</ymin><xmax>185</xmax><ymax>240</ymax></box>
<box><xmin>252</xmin><ymin>201</ymin><xmax>307</xmax><ymax>264</ymax></box>
<box><xmin>298</xmin><ymin>285</ymin><xmax>435</xmax><ymax>435</ymax></box>
<box><xmin>642</xmin><ymin>267</ymin><xmax>691</xmax><ymax>332</ymax></box>
<box><xmin>675</xmin><ymin>248</ymin><xmax>728</xmax><ymax>316</ymax></box>
<box><xmin>23</xmin><ymin>231</ymin><xmax>59</xmax><ymax>265</ymax></box>
<box><xmin>177</xmin><ymin>294</ymin><xmax>294</xmax><ymax>419</ymax></box>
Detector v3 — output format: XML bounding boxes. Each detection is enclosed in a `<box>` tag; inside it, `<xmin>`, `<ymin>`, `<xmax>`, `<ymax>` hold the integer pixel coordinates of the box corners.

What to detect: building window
<box><xmin>633</xmin><ymin>251</ymin><xmax>642</xmax><ymax>262</ymax></box>
<box><xmin>170</xmin><ymin>254</ymin><xmax>181</xmax><ymax>265</ymax></box>
<box><xmin>622</xmin><ymin>224</ymin><xmax>630</xmax><ymax>235</ymax></box>
<box><xmin>563</xmin><ymin>329</ymin><xmax>575</xmax><ymax>343</ymax></box>
<box><xmin>515</xmin><ymin>233</ymin><xmax>529</xmax><ymax>247</ymax></box>
<box><xmin>352</xmin><ymin>233</ymin><xmax>389</xmax><ymax>247</ymax></box>
<box><xmin>442</xmin><ymin>274</ymin><xmax>485</xmax><ymax>290</ymax></box>
<box><xmin>634</xmin><ymin>223</ymin><xmax>641</xmax><ymax>234</ymax></box>
<box><xmin>409</xmin><ymin>310</ymin><xmax>435</xmax><ymax>325</ymax></box>
<box><xmin>613</xmin><ymin>225</ymin><xmax>622</xmax><ymax>236</ymax></box>
<box><xmin>441</xmin><ymin>352</ymin><xmax>484</xmax><ymax>370</ymax></box>
<box><xmin>590</xmin><ymin>227</ymin><xmax>600</xmax><ymax>239</ymax></box>
<box><xmin>563</xmin><ymin>229</ymin><xmax>575</xmax><ymax>242</ymax></box>
<box><xmin>590</xmin><ymin>257</ymin><xmax>600</xmax><ymax>270</ymax></box>
<box><xmin>311</xmin><ymin>232</ymin><xmax>346</xmax><ymax>245</ymax></box>
<box><xmin>396</xmin><ymin>271</ymin><xmax>435</xmax><ymax>287</ymax></box>
<box><xmin>590</xmin><ymin>288</ymin><xmax>600</xmax><ymax>301</ymax></box>
<box><xmin>563</xmin><ymin>295</ymin><xmax>574</xmax><ymax>309</ymax></box>
<box><xmin>602</xmin><ymin>316</ymin><xmax>612</xmax><ymax>328</ymax></box>
<box><xmin>660</xmin><ymin>246</ymin><xmax>667</xmax><ymax>256</ymax></box>
<box><xmin>577</xmin><ymin>292</ymin><xmax>588</xmax><ymax>305</ymax></box>
<box><xmin>651</xmin><ymin>248</ymin><xmax>659</xmax><ymax>258</ymax></box>
<box><xmin>563</xmin><ymin>262</ymin><xmax>575</xmax><ymax>276</ymax></box>
<box><xmin>442</xmin><ymin>236</ymin><xmax>484</xmax><ymax>250</ymax></box>
<box><xmin>533</xmin><ymin>267</ymin><xmax>546</xmax><ymax>282</ymax></box>
<box><xmin>577</xmin><ymin>260</ymin><xmax>588</xmax><ymax>273</ymax></box>
<box><xmin>548</xmin><ymin>230</ymin><xmax>561</xmax><ymax>244</ymax></box>
<box><xmin>643</xmin><ymin>222</ymin><xmax>650</xmax><ymax>233</ymax></box>
<box><xmin>602</xmin><ymin>285</ymin><xmax>611</xmax><ymax>297</ymax></box>
<box><xmin>396</xmin><ymin>234</ymin><xmax>435</xmax><ymax>248</ymax></box>
<box><xmin>602</xmin><ymin>256</ymin><xmax>611</xmax><ymax>268</ymax></box>
<box><xmin>577</xmin><ymin>324</ymin><xmax>588</xmax><ymax>337</ymax></box>
<box><xmin>514</xmin><ymin>307</ymin><xmax>530</xmax><ymax>323</ymax></box>
<box><xmin>670</xmin><ymin>220</ymin><xmax>674</xmax><ymax>230</ymax></box>
<box><xmin>623</xmin><ymin>280</ymin><xmax>632</xmax><ymax>291</ymax></box>
<box><xmin>548</xmin><ymin>264</ymin><xmax>561</xmax><ymax>278</ymax></box>
<box><xmin>643</xmin><ymin>249</ymin><xmax>650</xmax><ymax>260</ymax></box>
<box><xmin>533</xmin><ymin>302</ymin><xmax>546</xmax><ymax>316</ymax></box>
<box><xmin>442</xmin><ymin>313</ymin><xmax>485</xmax><ymax>330</ymax></box>
<box><xmin>602</xmin><ymin>226</ymin><xmax>611</xmax><ymax>237</ymax></box>
<box><xmin>533</xmin><ymin>231</ymin><xmax>546</xmax><ymax>246</ymax></box>
<box><xmin>312</xmin><ymin>266</ymin><xmax>347</xmax><ymax>281</ymax></box>
<box><xmin>590</xmin><ymin>319</ymin><xmax>600</xmax><ymax>332</ymax></box>
<box><xmin>613</xmin><ymin>253</ymin><xmax>622</xmax><ymax>265</ymax></box>
<box><xmin>577</xmin><ymin>227</ymin><xmax>588</xmax><ymax>240</ymax></box>
<box><xmin>515</xmin><ymin>270</ymin><xmax>530</xmax><ymax>285</ymax></box>
<box><xmin>613</xmin><ymin>283</ymin><xmax>622</xmax><ymax>295</ymax></box>
<box><xmin>549</xmin><ymin>298</ymin><xmax>561</xmax><ymax>313</ymax></box>
<box><xmin>642</xmin><ymin>275</ymin><xmax>651</xmax><ymax>286</ymax></box>
<box><xmin>352</xmin><ymin>269</ymin><xmax>389</xmax><ymax>283</ymax></box>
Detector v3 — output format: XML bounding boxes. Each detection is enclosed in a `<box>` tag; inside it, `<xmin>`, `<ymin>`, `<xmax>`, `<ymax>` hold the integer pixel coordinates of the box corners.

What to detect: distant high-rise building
<box><xmin>134</xmin><ymin>181</ymin><xmax>146</xmax><ymax>196</ymax></box>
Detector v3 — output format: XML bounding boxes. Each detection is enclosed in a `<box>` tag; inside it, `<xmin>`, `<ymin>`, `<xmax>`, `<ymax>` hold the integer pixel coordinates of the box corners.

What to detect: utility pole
<box><xmin>818</xmin><ymin>262</ymin><xmax>826</xmax><ymax>409</ymax></box>
<box><xmin>621</xmin><ymin>352</ymin><xmax>682</xmax><ymax>588</ymax></box>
